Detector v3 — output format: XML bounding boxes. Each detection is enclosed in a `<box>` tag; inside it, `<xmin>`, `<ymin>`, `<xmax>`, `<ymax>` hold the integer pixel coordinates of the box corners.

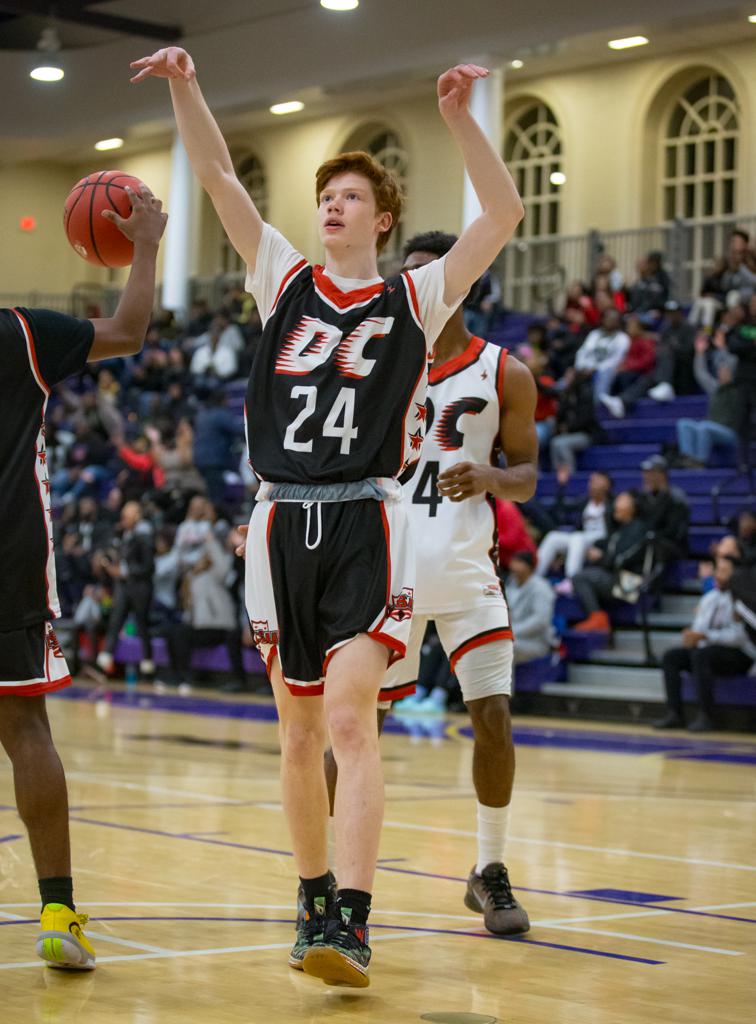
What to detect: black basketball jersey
<box><xmin>245</xmin><ymin>262</ymin><xmax>433</xmax><ymax>485</ymax></box>
<box><xmin>0</xmin><ymin>308</ymin><xmax>93</xmax><ymax>631</ymax></box>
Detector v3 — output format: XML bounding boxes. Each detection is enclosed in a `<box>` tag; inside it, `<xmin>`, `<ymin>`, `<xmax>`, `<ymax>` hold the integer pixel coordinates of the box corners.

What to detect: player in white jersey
<box><xmin>325</xmin><ymin>231</ymin><xmax>538</xmax><ymax>935</ymax></box>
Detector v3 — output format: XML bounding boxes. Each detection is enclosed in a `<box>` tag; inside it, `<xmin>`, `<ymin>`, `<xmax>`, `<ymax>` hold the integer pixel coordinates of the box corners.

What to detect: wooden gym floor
<box><xmin>1</xmin><ymin>682</ymin><xmax>754</xmax><ymax>1024</ymax></box>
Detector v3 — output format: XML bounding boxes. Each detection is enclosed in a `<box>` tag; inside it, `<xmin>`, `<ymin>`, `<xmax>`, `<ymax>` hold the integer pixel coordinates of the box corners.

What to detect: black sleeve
<box><xmin>19</xmin><ymin>307</ymin><xmax>95</xmax><ymax>389</ymax></box>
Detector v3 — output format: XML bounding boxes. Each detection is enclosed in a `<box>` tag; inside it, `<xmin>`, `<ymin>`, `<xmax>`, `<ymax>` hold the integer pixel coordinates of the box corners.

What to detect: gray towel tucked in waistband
<box><xmin>262</xmin><ymin>479</ymin><xmax>388</xmax><ymax>502</ymax></box>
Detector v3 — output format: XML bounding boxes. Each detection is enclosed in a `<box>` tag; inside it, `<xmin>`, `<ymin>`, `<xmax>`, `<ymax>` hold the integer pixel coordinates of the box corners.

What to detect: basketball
<box><xmin>63</xmin><ymin>170</ymin><xmax>147</xmax><ymax>267</ymax></box>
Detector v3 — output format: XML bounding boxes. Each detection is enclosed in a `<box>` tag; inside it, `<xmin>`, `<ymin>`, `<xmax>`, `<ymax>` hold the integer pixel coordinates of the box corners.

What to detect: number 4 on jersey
<box><xmin>284</xmin><ymin>385</ymin><xmax>358</xmax><ymax>455</ymax></box>
<box><xmin>412</xmin><ymin>459</ymin><xmax>442</xmax><ymax>517</ymax></box>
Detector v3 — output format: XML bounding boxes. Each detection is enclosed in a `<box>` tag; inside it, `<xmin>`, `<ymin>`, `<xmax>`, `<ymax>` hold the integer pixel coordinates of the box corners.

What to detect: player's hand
<box><xmin>130</xmin><ymin>46</ymin><xmax>195</xmax><ymax>83</ymax></box>
<box><xmin>437</xmin><ymin>64</ymin><xmax>488</xmax><ymax>121</ymax></box>
<box><xmin>103</xmin><ymin>185</ymin><xmax>167</xmax><ymax>247</ymax></box>
<box><xmin>437</xmin><ymin>461</ymin><xmax>491</xmax><ymax>501</ymax></box>
<box><xmin>235</xmin><ymin>524</ymin><xmax>249</xmax><ymax>558</ymax></box>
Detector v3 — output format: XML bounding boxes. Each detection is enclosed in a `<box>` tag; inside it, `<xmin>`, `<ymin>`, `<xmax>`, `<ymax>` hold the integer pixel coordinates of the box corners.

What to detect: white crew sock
<box><xmin>476</xmin><ymin>802</ymin><xmax>510</xmax><ymax>875</ymax></box>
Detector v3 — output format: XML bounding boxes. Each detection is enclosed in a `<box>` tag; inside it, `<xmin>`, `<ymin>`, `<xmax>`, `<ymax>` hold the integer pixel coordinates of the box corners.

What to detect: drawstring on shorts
<box><xmin>303</xmin><ymin>501</ymin><xmax>323</xmax><ymax>550</ymax></box>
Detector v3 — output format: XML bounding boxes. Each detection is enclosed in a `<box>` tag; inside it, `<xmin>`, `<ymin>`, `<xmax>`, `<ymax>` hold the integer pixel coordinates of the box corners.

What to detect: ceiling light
<box><xmin>749</xmin><ymin>14</ymin><xmax>756</xmax><ymax>22</ymax></box>
<box><xmin>550</xmin><ymin>171</ymin><xmax>566</xmax><ymax>186</ymax></box>
<box><xmin>608</xmin><ymin>36</ymin><xmax>649</xmax><ymax>50</ymax></box>
<box><xmin>95</xmin><ymin>138</ymin><xmax>124</xmax><ymax>151</ymax></box>
<box><xmin>510</xmin><ymin>59</ymin><xmax>524</xmax><ymax>69</ymax></box>
<box><xmin>270</xmin><ymin>100</ymin><xmax>304</xmax><ymax>115</ymax></box>
<box><xmin>30</xmin><ymin>65</ymin><xmax>64</xmax><ymax>82</ymax></box>
<box><xmin>321</xmin><ymin>0</ymin><xmax>359</xmax><ymax>10</ymax></box>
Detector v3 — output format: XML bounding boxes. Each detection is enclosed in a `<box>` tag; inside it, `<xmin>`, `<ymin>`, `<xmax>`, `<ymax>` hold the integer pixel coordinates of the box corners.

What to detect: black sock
<box><xmin>337</xmin><ymin>888</ymin><xmax>372</xmax><ymax>927</ymax></box>
<box><xmin>39</xmin><ymin>876</ymin><xmax>75</xmax><ymax>912</ymax></box>
<box><xmin>300</xmin><ymin>873</ymin><xmax>333</xmax><ymax>907</ymax></box>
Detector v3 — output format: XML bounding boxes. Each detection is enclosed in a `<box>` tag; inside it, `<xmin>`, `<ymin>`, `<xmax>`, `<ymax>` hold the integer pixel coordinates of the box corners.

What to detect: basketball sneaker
<box><xmin>303</xmin><ymin>906</ymin><xmax>371</xmax><ymax>988</ymax></box>
<box><xmin>289</xmin><ymin>871</ymin><xmax>337</xmax><ymax>970</ymax></box>
<box><xmin>464</xmin><ymin>863</ymin><xmax>530</xmax><ymax>935</ymax></box>
<box><xmin>36</xmin><ymin>903</ymin><xmax>96</xmax><ymax>970</ymax></box>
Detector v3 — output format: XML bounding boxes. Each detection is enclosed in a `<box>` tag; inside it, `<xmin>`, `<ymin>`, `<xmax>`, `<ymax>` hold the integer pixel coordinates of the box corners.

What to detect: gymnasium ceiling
<box><xmin>0</xmin><ymin>0</ymin><xmax>753</xmax><ymax>163</ymax></box>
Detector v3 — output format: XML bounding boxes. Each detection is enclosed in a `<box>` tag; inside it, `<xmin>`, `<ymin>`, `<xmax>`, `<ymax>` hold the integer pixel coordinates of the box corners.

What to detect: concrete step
<box><xmin>646</xmin><ymin>612</ymin><xmax>689</xmax><ymax>629</ymax></box>
<box><xmin>660</xmin><ymin>593</ymin><xmax>699</xmax><ymax>615</ymax></box>
<box><xmin>558</xmin><ymin>663</ymin><xmax>665</xmax><ymax>702</ymax></box>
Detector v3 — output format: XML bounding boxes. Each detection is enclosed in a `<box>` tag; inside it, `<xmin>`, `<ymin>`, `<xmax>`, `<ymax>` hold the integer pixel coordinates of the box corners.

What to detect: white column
<box><xmin>462</xmin><ymin>63</ymin><xmax>504</xmax><ymax>230</ymax></box>
<box><xmin>161</xmin><ymin>134</ymin><xmax>193</xmax><ymax>320</ymax></box>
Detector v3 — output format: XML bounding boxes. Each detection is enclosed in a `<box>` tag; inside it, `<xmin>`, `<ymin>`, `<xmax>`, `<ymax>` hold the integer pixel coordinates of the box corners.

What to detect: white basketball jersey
<box><xmin>405</xmin><ymin>337</ymin><xmax>510</xmax><ymax>615</ymax></box>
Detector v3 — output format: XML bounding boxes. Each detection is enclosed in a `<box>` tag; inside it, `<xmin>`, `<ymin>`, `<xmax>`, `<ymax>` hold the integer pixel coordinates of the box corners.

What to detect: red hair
<box><xmin>315</xmin><ymin>150</ymin><xmax>404</xmax><ymax>253</ymax></box>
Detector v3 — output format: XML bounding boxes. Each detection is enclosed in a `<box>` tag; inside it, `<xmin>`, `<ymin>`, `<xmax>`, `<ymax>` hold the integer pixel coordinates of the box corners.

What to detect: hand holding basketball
<box><xmin>437</xmin><ymin>63</ymin><xmax>489</xmax><ymax>121</ymax></box>
<box><xmin>104</xmin><ymin>185</ymin><xmax>167</xmax><ymax>249</ymax></box>
<box><xmin>130</xmin><ymin>47</ymin><xmax>196</xmax><ymax>84</ymax></box>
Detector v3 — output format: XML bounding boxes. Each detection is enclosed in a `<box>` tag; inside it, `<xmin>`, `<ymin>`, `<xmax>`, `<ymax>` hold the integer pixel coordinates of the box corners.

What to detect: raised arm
<box><xmin>438</xmin><ymin>64</ymin><xmax>524</xmax><ymax>306</ymax></box>
<box><xmin>130</xmin><ymin>46</ymin><xmax>264</xmax><ymax>272</ymax></box>
<box><xmin>89</xmin><ymin>186</ymin><xmax>167</xmax><ymax>361</ymax></box>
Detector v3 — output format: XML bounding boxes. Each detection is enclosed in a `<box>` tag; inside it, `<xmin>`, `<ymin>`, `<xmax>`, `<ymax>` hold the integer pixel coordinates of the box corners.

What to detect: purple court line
<box><xmin>0</xmin><ymin>835</ymin><xmax>21</xmax><ymax>844</ymax></box>
<box><xmin>66</xmin><ymin>814</ymin><xmax>756</xmax><ymax>926</ymax></box>
<box><xmin>0</xmin><ymin>915</ymin><xmax>664</xmax><ymax>965</ymax></box>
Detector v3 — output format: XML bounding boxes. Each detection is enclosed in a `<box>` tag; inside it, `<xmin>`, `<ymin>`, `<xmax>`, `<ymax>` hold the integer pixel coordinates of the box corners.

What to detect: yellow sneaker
<box><xmin>36</xmin><ymin>903</ymin><xmax>96</xmax><ymax>970</ymax></box>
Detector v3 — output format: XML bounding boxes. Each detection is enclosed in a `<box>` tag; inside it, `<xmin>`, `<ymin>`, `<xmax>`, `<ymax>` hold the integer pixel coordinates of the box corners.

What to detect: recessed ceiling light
<box><xmin>30</xmin><ymin>65</ymin><xmax>64</xmax><ymax>82</ymax></box>
<box><xmin>270</xmin><ymin>100</ymin><xmax>304</xmax><ymax>115</ymax></box>
<box><xmin>510</xmin><ymin>59</ymin><xmax>524</xmax><ymax>69</ymax></box>
<box><xmin>550</xmin><ymin>171</ymin><xmax>567</xmax><ymax>186</ymax></box>
<box><xmin>608</xmin><ymin>36</ymin><xmax>649</xmax><ymax>50</ymax></box>
<box><xmin>320</xmin><ymin>0</ymin><xmax>359</xmax><ymax>10</ymax></box>
<box><xmin>748</xmin><ymin>13</ymin><xmax>756</xmax><ymax>22</ymax></box>
<box><xmin>95</xmin><ymin>137</ymin><xmax>124</xmax><ymax>152</ymax></box>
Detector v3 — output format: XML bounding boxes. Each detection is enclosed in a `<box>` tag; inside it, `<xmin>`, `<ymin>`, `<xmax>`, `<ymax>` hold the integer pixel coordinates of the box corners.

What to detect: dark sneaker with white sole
<box><xmin>464</xmin><ymin>862</ymin><xmax>530</xmax><ymax>935</ymax></box>
<box><xmin>303</xmin><ymin>907</ymin><xmax>371</xmax><ymax>988</ymax></box>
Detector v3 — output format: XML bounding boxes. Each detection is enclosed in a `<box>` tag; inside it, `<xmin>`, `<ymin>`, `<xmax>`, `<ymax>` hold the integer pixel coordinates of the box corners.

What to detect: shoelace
<box><xmin>480</xmin><ymin>868</ymin><xmax>516</xmax><ymax>910</ymax></box>
<box><xmin>324</xmin><ymin>914</ymin><xmax>367</xmax><ymax>950</ymax></box>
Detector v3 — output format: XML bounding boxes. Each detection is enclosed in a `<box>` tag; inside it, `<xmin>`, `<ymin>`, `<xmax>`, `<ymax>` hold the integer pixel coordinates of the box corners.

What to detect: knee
<box><xmin>469</xmin><ymin>697</ymin><xmax>512</xmax><ymax>749</ymax></box>
<box><xmin>0</xmin><ymin>710</ymin><xmax>50</xmax><ymax>760</ymax></box>
<box><xmin>327</xmin><ymin>704</ymin><xmax>376</xmax><ymax>758</ymax></box>
<box><xmin>279</xmin><ymin>717</ymin><xmax>326</xmax><ymax>765</ymax></box>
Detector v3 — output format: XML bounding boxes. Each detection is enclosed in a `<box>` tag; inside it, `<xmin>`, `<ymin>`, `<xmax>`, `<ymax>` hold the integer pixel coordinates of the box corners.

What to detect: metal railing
<box><xmin>497</xmin><ymin>213</ymin><xmax>756</xmax><ymax>313</ymax></box>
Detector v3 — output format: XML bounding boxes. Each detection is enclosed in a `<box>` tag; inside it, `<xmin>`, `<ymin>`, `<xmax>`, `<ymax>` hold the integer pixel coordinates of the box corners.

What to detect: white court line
<box><xmin>63</xmin><ymin>772</ymin><xmax>242</xmax><ymax>805</ymax></box>
<box><xmin>0</xmin><ymin>930</ymin><xmax>421</xmax><ymax>971</ymax></box>
<box><xmin>536</xmin><ymin>923</ymin><xmax>742</xmax><ymax>956</ymax></box>
<box><xmin>0</xmin><ymin>910</ymin><xmax>175</xmax><ymax>955</ymax></box>
<box><xmin>380</xmin><ymin>819</ymin><xmax>756</xmax><ymax>872</ymax></box>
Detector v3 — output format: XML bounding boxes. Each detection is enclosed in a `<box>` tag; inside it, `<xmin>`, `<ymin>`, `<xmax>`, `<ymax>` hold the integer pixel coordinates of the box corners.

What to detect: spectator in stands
<box><xmin>536</xmin><ymin>470</ymin><xmax>613</xmax><ymax>584</ymax></box>
<box><xmin>688</xmin><ymin>256</ymin><xmax>728</xmax><ymax>330</ymax></box>
<box><xmin>523</xmin><ymin>348</ymin><xmax>558</xmax><ymax>449</ymax></box>
<box><xmin>507</xmin><ymin>551</ymin><xmax>556</xmax><ymax>665</ymax></box>
<box><xmin>549</xmin><ymin>368</ymin><xmax>602</xmax><ymax>473</ymax></box>
<box><xmin>193</xmin><ymin>389</ymin><xmax>242</xmax><ymax>503</ymax></box>
<box><xmin>189</xmin><ymin>324</ymin><xmax>239</xmax><ymax>380</ymax></box>
<box><xmin>463</xmin><ymin>267</ymin><xmax>500</xmax><ymax>338</ymax></box>
<box><xmin>152</xmin><ymin>528</ymin><xmax>180</xmax><ymax>625</ymax></box>
<box><xmin>163</xmin><ymin>530</ymin><xmax>248</xmax><ymax>692</ymax></box>
<box><xmin>575</xmin><ymin>308</ymin><xmax>630</xmax><ymax>403</ymax></box>
<box><xmin>174</xmin><ymin>495</ymin><xmax>214</xmax><ymax>570</ymax></box>
<box><xmin>146</xmin><ymin>420</ymin><xmax>206</xmax><ymax>521</ymax></box>
<box><xmin>640</xmin><ymin>300</ymin><xmax>698</xmax><ymax>403</ymax></box>
<box><xmin>600</xmin><ymin>314</ymin><xmax>656</xmax><ymax>418</ymax></box>
<box><xmin>592</xmin><ymin>273</ymin><xmax>627</xmax><ymax>316</ymax></box>
<box><xmin>571</xmin><ymin>491</ymin><xmax>650</xmax><ymax>634</ymax></box>
<box><xmin>675</xmin><ymin>337</ymin><xmax>744</xmax><ymax>469</ymax></box>
<box><xmin>564</xmin><ymin>280</ymin><xmax>599</xmax><ymax>327</ymax></box>
<box><xmin>725</xmin><ymin>294</ymin><xmax>756</xmax><ymax>410</ymax></box>
<box><xmin>736</xmin><ymin>510</ymin><xmax>756</xmax><ymax>564</ymax></box>
<box><xmin>592</xmin><ymin>253</ymin><xmax>624</xmax><ymax>296</ymax></box>
<box><xmin>185</xmin><ymin>299</ymin><xmax>213</xmax><ymax>338</ymax></box>
<box><xmin>654</xmin><ymin>556</ymin><xmax>756</xmax><ymax>732</ymax></box>
<box><xmin>114</xmin><ymin>431</ymin><xmax>165</xmax><ymax>499</ymax></box>
<box><xmin>719</xmin><ymin>230</ymin><xmax>756</xmax><ymax>307</ymax></box>
<box><xmin>96</xmin><ymin>500</ymin><xmax>155</xmax><ymax>679</ymax></box>
<box><xmin>627</xmin><ymin>251</ymin><xmax>670</xmax><ymax>317</ymax></box>
<box><xmin>636</xmin><ymin>454</ymin><xmax>689</xmax><ymax>565</ymax></box>
<box><xmin>495</xmin><ymin>499</ymin><xmax>537</xmax><ymax>571</ymax></box>
<box><xmin>546</xmin><ymin>307</ymin><xmax>587</xmax><ymax>379</ymax></box>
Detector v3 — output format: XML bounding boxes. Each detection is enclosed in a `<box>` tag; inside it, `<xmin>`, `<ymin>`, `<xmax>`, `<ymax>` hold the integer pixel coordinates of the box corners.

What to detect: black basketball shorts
<box><xmin>0</xmin><ymin>620</ymin><xmax>72</xmax><ymax>696</ymax></box>
<box><xmin>245</xmin><ymin>497</ymin><xmax>416</xmax><ymax>699</ymax></box>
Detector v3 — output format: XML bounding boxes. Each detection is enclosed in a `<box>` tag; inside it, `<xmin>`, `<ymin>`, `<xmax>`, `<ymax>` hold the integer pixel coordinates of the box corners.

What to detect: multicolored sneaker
<box><xmin>464</xmin><ymin>863</ymin><xmax>530</xmax><ymax>935</ymax></box>
<box><xmin>303</xmin><ymin>907</ymin><xmax>371</xmax><ymax>988</ymax></box>
<box><xmin>289</xmin><ymin>871</ymin><xmax>337</xmax><ymax>970</ymax></box>
<box><xmin>36</xmin><ymin>903</ymin><xmax>96</xmax><ymax>970</ymax></box>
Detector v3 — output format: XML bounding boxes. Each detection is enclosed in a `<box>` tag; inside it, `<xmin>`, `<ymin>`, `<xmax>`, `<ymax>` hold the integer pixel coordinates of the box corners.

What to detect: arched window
<box><xmin>504</xmin><ymin>102</ymin><xmax>562</xmax><ymax>238</ymax></box>
<box><xmin>661</xmin><ymin>74</ymin><xmax>740</xmax><ymax>221</ymax></box>
<box><xmin>220</xmin><ymin>151</ymin><xmax>269</xmax><ymax>275</ymax></box>
<box><xmin>340</xmin><ymin>122</ymin><xmax>409</xmax><ymax>268</ymax></box>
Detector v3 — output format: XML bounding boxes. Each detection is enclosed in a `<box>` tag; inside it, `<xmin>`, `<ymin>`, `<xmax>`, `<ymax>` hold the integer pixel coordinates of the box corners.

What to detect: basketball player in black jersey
<box><xmin>0</xmin><ymin>186</ymin><xmax>166</xmax><ymax>969</ymax></box>
<box><xmin>131</xmin><ymin>45</ymin><xmax>524</xmax><ymax>987</ymax></box>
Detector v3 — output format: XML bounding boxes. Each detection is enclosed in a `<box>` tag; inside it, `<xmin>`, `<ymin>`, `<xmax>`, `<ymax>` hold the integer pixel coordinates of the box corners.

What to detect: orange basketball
<box><xmin>63</xmin><ymin>170</ymin><xmax>147</xmax><ymax>268</ymax></box>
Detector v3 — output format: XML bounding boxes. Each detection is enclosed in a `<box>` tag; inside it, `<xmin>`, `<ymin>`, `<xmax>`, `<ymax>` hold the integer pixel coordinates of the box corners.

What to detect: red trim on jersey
<box><xmin>265</xmin><ymin>645</ymin><xmax>278</xmax><ymax>678</ymax></box>
<box><xmin>368</xmin><ymin>630</ymin><xmax>406</xmax><ymax>663</ymax></box>
<box><xmin>496</xmin><ymin>346</ymin><xmax>509</xmax><ymax>406</ymax></box>
<box><xmin>270</xmin><ymin>258</ymin><xmax>308</xmax><ymax>318</ymax></box>
<box><xmin>449</xmin><ymin>628</ymin><xmax>514</xmax><ymax>673</ymax></box>
<box><xmin>285</xmin><ymin>679</ymin><xmax>325</xmax><ymax>697</ymax></box>
<box><xmin>33</xmin><ymin>413</ymin><xmax>54</xmax><ymax>618</ymax></box>
<box><xmin>312</xmin><ymin>266</ymin><xmax>384</xmax><ymax>309</ymax></box>
<box><xmin>429</xmin><ymin>336</ymin><xmax>486</xmax><ymax>385</ymax></box>
<box><xmin>14</xmin><ymin>309</ymin><xmax>51</xmax><ymax>396</ymax></box>
<box><xmin>379</xmin><ymin>681</ymin><xmax>416</xmax><ymax>702</ymax></box>
<box><xmin>401</xmin><ymin>271</ymin><xmax>423</xmax><ymax>326</ymax></box>
<box><xmin>0</xmin><ymin>675</ymin><xmax>72</xmax><ymax>698</ymax></box>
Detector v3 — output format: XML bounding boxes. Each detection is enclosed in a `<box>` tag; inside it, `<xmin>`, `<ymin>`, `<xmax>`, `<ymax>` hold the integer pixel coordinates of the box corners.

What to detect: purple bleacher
<box><xmin>597</xmin><ymin>395</ymin><xmax>708</xmax><ymax>422</ymax></box>
<box><xmin>514</xmin><ymin>654</ymin><xmax>566</xmax><ymax>692</ymax></box>
<box><xmin>555</xmin><ymin>594</ymin><xmax>651</xmax><ymax>626</ymax></box>
<box><xmin>562</xmin><ymin>631</ymin><xmax>610</xmax><ymax>660</ymax></box>
<box><xmin>539</xmin><ymin>494</ymin><xmax>747</xmax><ymax>525</ymax></box>
<box><xmin>537</xmin><ymin>469</ymin><xmax>752</xmax><ymax>497</ymax></box>
<box><xmin>112</xmin><ymin>635</ymin><xmax>265</xmax><ymax>674</ymax></box>
<box><xmin>599</xmin><ymin>421</ymin><xmax>677</xmax><ymax>444</ymax></box>
<box><xmin>681</xmin><ymin>673</ymin><xmax>756</xmax><ymax>707</ymax></box>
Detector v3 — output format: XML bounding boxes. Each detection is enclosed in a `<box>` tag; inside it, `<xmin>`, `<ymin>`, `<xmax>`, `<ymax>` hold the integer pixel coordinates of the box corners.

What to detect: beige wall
<box><xmin>2</xmin><ymin>37</ymin><xmax>755</xmax><ymax>300</ymax></box>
